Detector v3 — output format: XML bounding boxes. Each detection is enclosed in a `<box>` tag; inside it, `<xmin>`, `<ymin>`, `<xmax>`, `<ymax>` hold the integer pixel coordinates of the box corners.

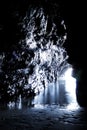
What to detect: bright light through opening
<box><xmin>64</xmin><ymin>67</ymin><xmax>79</xmax><ymax>110</ymax></box>
<box><xmin>64</xmin><ymin>67</ymin><xmax>73</xmax><ymax>79</ymax></box>
<box><xmin>33</xmin><ymin>66</ymin><xmax>79</xmax><ymax>110</ymax></box>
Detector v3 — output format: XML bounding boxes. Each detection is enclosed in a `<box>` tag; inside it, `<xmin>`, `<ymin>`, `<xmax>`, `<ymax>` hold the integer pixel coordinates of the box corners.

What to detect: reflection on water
<box><xmin>33</xmin><ymin>82</ymin><xmax>59</xmax><ymax>105</ymax></box>
<box><xmin>7</xmin><ymin>95</ymin><xmax>22</xmax><ymax>109</ymax></box>
<box><xmin>6</xmin><ymin>68</ymin><xmax>79</xmax><ymax>110</ymax></box>
<box><xmin>33</xmin><ymin>67</ymin><xmax>79</xmax><ymax>109</ymax></box>
<box><xmin>33</xmin><ymin>77</ymin><xmax>78</xmax><ymax>107</ymax></box>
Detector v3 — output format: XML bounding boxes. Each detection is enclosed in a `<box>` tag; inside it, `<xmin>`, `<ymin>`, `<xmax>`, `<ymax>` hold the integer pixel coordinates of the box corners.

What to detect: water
<box><xmin>33</xmin><ymin>68</ymin><xmax>78</xmax><ymax>108</ymax></box>
<box><xmin>33</xmin><ymin>82</ymin><xmax>59</xmax><ymax>105</ymax></box>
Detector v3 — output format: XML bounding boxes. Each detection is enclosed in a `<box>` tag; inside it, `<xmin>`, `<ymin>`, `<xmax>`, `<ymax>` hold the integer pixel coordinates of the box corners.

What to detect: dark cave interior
<box><xmin>0</xmin><ymin>0</ymin><xmax>87</xmax><ymax>107</ymax></box>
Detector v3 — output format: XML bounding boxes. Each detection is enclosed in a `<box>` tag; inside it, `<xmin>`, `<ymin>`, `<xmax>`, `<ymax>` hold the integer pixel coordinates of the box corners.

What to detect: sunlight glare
<box><xmin>64</xmin><ymin>67</ymin><xmax>79</xmax><ymax>109</ymax></box>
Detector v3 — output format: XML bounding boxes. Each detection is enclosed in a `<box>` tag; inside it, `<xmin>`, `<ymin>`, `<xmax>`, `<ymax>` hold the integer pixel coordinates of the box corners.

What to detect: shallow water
<box><xmin>33</xmin><ymin>76</ymin><xmax>77</xmax><ymax>106</ymax></box>
<box><xmin>0</xmin><ymin>103</ymin><xmax>87</xmax><ymax>130</ymax></box>
<box><xmin>1</xmin><ymin>76</ymin><xmax>86</xmax><ymax>130</ymax></box>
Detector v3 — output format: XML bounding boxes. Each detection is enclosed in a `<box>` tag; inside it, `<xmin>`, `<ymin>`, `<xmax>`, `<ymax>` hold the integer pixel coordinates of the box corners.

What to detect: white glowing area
<box><xmin>33</xmin><ymin>66</ymin><xmax>79</xmax><ymax>109</ymax></box>
<box><xmin>63</xmin><ymin>67</ymin><xmax>79</xmax><ymax>109</ymax></box>
<box><xmin>64</xmin><ymin>67</ymin><xmax>76</xmax><ymax>102</ymax></box>
<box><xmin>64</xmin><ymin>67</ymin><xmax>73</xmax><ymax>79</ymax></box>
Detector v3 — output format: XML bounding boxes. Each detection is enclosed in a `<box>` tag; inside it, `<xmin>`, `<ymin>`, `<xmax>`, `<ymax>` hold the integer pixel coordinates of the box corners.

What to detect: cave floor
<box><xmin>0</xmin><ymin>104</ymin><xmax>87</xmax><ymax>130</ymax></box>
